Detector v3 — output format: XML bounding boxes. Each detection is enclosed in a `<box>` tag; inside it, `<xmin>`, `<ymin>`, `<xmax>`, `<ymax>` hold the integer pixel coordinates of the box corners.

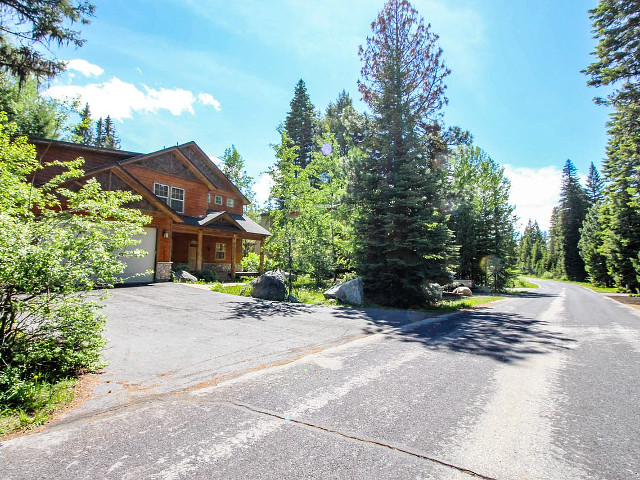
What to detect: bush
<box><xmin>241</xmin><ymin>252</ymin><xmax>275</xmax><ymax>272</ymax></box>
<box><xmin>193</xmin><ymin>269</ymin><xmax>217</xmax><ymax>283</ymax></box>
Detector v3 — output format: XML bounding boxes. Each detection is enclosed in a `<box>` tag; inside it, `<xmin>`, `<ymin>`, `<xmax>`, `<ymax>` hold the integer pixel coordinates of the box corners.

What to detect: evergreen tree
<box><xmin>0</xmin><ymin>72</ymin><xmax>71</xmax><ymax>138</ymax></box>
<box><xmin>284</xmin><ymin>79</ymin><xmax>317</xmax><ymax>169</ymax></box>
<box><xmin>559</xmin><ymin>159</ymin><xmax>589</xmax><ymax>281</ymax></box>
<box><xmin>449</xmin><ymin>145</ymin><xmax>516</xmax><ymax>289</ymax></box>
<box><xmin>585</xmin><ymin>0</ymin><xmax>640</xmax><ymax>291</ymax></box>
<box><xmin>545</xmin><ymin>207</ymin><xmax>564</xmax><ymax>277</ymax></box>
<box><xmin>323</xmin><ymin>90</ymin><xmax>366</xmax><ymax>156</ymax></box>
<box><xmin>73</xmin><ymin>102</ymin><xmax>93</xmax><ymax>145</ymax></box>
<box><xmin>103</xmin><ymin>115</ymin><xmax>120</xmax><ymax>149</ymax></box>
<box><xmin>518</xmin><ymin>219</ymin><xmax>547</xmax><ymax>275</ymax></box>
<box><xmin>585</xmin><ymin>162</ymin><xmax>605</xmax><ymax>204</ymax></box>
<box><xmin>0</xmin><ymin>0</ymin><xmax>94</xmax><ymax>84</ymax></box>
<box><xmin>94</xmin><ymin>117</ymin><xmax>104</xmax><ymax>147</ymax></box>
<box><xmin>353</xmin><ymin>0</ymin><xmax>453</xmax><ymax>307</ymax></box>
<box><xmin>579</xmin><ymin>204</ymin><xmax>613</xmax><ymax>286</ymax></box>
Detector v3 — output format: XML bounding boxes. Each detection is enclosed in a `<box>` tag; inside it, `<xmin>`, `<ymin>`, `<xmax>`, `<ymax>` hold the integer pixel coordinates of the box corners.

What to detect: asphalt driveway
<box><xmin>77</xmin><ymin>282</ymin><xmax>431</xmax><ymax>415</ymax></box>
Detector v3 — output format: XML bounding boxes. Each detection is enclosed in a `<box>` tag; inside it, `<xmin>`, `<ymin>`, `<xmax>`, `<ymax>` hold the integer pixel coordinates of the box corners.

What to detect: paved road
<box><xmin>2</xmin><ymin>279</ymin><xmax>640</xmax><ymax>479</ymax></box>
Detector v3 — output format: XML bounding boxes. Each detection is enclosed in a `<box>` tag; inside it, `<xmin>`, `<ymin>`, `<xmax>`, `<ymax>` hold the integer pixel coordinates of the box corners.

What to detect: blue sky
<box><xmin>44</xmin><ymin>0</ymin><xmax>610</xmax><ymax>230</ymax></box>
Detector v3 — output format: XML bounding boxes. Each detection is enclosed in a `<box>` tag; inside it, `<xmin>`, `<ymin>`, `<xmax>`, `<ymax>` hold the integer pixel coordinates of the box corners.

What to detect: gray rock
<box><xmin>175</xmin><ymin>270</ymin><xmax>197</xmax><ymax>283</ymax></box>
<box><xmin>287</xmin><ymin>294</ymin><xmax>299</xmax><ymax>303</ymax></box>
<box><xmin>453</xmin><ymin>286</ymin><xmax>473</xmax><ymax>297</ymax></box>
<box><xmin>323</xmin><ymin>277</ymin><xmax>364</xmax><ymax>306</ymax></box>
<box><xmin>249</xmin><ymin>270</ymin><xmax>286</xmax><ymax>301</ymax></box>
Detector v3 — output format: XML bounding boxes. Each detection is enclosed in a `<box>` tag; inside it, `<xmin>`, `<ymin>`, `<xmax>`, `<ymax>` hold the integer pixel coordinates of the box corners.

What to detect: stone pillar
<box><xmin>231</xmin><ymin>234</ymin><xmax>237</xmax><ymax>280</ymax></box>
<box><xmin>196</xmin><ymin>229</ymin><xmax>203</xmax><ymax>271</ymax></box>
<box><xmin>258</xmin><ymin>239</ymin><xmax>264</xmax><ymax>274</ymax></box>
<box><xmin>155</xmin><ymin>262</ymin><xmax>173</xmax><ymax>281</ymax></box>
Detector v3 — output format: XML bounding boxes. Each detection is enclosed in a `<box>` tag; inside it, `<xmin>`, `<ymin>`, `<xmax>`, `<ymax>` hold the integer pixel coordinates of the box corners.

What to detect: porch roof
<box><xmin>180</xmin><ymin>210</ymin><xmax>270</xmax><ymax>237</ymax></box>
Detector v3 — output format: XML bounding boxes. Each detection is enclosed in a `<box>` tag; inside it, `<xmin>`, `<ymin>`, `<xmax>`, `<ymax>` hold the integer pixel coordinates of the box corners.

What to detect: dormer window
<box><xmin>226</xmin><ymin>198</ymin><xmax>234</xmax><ymax>208</ymax></box>
<box><xmin>215</xmin><ymin>195</ymin><xmax>223</xmax><ymax>205</ymax></box>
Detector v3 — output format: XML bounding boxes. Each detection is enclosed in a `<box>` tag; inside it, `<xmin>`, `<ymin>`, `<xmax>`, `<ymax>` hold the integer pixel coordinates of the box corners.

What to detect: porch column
<box><xmin>196</xmin><ymin>229</ymin><xmax>203</xmax><ymax>271</ymax></box>
<box><xmin>231</xmin><ymin>234</ymin><xmax>237</xmax><ymax>280</ymax></box>
<box><xmin>258</xmin><ymin>239</ymin><xmax>264</xmax><ymax>274</ymax></box>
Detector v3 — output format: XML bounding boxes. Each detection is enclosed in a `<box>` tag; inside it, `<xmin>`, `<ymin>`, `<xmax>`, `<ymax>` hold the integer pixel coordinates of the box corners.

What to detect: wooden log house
<box><xmin>31</xmin><ymin>139</ymin><xmax>270</xmax><ymax>283</ymax></box>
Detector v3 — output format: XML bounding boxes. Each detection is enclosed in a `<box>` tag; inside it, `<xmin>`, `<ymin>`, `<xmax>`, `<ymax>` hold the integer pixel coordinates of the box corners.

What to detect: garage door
<box><xmin>119</xmin><ymin>227</ymin><xmax>157</xmax><ymax>284</ymax></box>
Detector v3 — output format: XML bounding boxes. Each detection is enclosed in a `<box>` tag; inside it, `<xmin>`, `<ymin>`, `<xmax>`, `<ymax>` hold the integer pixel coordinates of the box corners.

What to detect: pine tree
<box><xmin>221</xmin><ymin>145</ymin><xmax>255</xmax><ymax>204</ymax></box>
<box><xmin>579</xmin><ymin>204</ymin><xmax>613</xmax><ymax>286</ymax></box>
<box><xmin>559</xmin><ymin>159</ymin><xmax>589</xmax><ymax>281</ymax></box>
<box><xmin>102</xmin><ymin>115</ymin><xmax>120</xmax><ymax>149</ymax></box>
<box><xmin>0</xmin><ymin>1</ymin><xmax>94</xmax><ymax>84</ymax></box>
<box><xmin>323</xmin><ymin>90</ymin><xmax>365</xmax><ymax>156</ymax></box>
<box><xmin>545</xmin><ymin>207</ymin><xmax>564</xmax><ymax>277</ymax></box>
<box><xmin>585</xmin><ymin>162</ymin><xmax>605</xmax><ymax>205</ymax></box>
<box><xmin>284</xmin><ymin>79</ymin><xmax>317</xmax><ymax>169</ymax></box>
<box><xmin>353</xmin><ymin>0</ymin><xmax>453</xmax><ymax>307</ymax></box>
<box><xmin>73</xmin><ymin>103</ymin><xmax>93</xmax><ymax>145</ymax></box>
<box><xmin>585</xmin><ymin>0</ymin><xmax>640</xmax><ymax>291</ymax></box>
<box><xmin>518</xmin><ymin>220</ymin><xmax>546</xmax><ymax>275</ymax></box>
<box><xmin>94</xmin><ymin>117</ymin><xmax>104</xmax><ymax>147</ymax></box>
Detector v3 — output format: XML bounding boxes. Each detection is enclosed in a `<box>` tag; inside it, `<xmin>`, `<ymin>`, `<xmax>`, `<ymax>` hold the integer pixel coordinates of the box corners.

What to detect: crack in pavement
<box><xmin>226</xmin><ymin>400</ymin><xmax>498</xmax><ymax>480</ymax></box>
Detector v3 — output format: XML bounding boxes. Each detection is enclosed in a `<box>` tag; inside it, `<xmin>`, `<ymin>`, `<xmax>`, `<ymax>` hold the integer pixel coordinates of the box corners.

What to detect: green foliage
<box><xmin>210</xmin><ymin>283</ymin><xmax>249</xmax><ymax>296</ymax></box>
<box><xmin>353</xmin><ymin>0</ymin><xmax>454</xmax><ymax>307</ymax></box>
<box><xmin>241</xmin><ymin>252</ymin><xmax>275</xmax><ymax>272</ymax></box>
<box><xmin>0</xmin><ymin>0</ymin><xmax>94</xmax><ymax>83</ymax></box>
<box><xmin>72</xmin><ymin>102</ymin><xmax>93</xmax><ymax>144</ymax></box>
<box><xmin>559</xmin><ymin>159</ymin><xmax>589</xmax><ymax>281</ymax></box>
<box><xmin>518</xmin><ymin>219</ymin><xmax>548</xmax><ymax>276</ymax></box>
<box><xmin>0</xmin><ymin>116</ymin><xmax>149</xmax><ymax>411</ymax></box>
<box><xmin>220</xmin><ymin>145</ymin><xmax>255</xmax><ymax>204</ymax></box>
<box><xmin>267</xmin><ymin>132</ymin><xmax>353</xmax><ymax>283</ymax></box>
<box><xmin>0</xmin><ymin>72</ymin><xmax>72</xmax><ymax>139</ymax></box>
<box><xmin>579</xmin><ymin>204</ymin><xmax>613</xmax><ymax>286</ymax></box>
<box><xmin>448</xmin><ymin>145</ymin><xmax>517</xmax><ymax>290</ymax></box>
<box><xmin>284</xmin><ymin>79</ymin><xmax>318</xmax><ymax>169</ymax></box>
<box><xmin>584</xmin><ymin>1</ymin><xmax>640</xmax><ymax>292</ymax></box>
<box><xmin>586</xmin><ymin>162</ymin><xmax>605</xmax><ymax>204</ymax></box>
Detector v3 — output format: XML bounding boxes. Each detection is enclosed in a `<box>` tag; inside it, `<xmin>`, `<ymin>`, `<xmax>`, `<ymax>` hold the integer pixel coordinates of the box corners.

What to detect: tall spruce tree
<box><xmin>353</xmin><ymin>0</ymin><xmax>453</xmax><ymax>307</ymax></box>
<box><xmin>284</xmin><ymin>79</ymin><xmax>317</xmax><ymax>169</ymax></box>
<box><xmin>585</xmin><ymin>162</ymin><xmax>605</xmax><ymax>204</ymax></box>
<box><xmin>559</xmin><ymin>159</ymin><xmax>589</xmax><ymax>281</ymax></box>
<box><xmin>102</xmin><ymin>115</ymin><xmax>119</xmax><ymax>149</ymax></box>
<box><xmin>585</xmin><ymin>0</ymin><xmax>640</xmax><ymax>291</ymax></box>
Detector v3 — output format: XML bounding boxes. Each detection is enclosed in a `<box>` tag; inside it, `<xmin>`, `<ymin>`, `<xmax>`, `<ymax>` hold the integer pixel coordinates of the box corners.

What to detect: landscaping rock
<box><xmin>323</xmin><ymin>277</ymin><xmax>364</xmax><ymax>306</ymax></box>
<box><xmin>249</xmin><ymin>270</ymin><xmax>286</xmax><ymax>301</ymax></box>
<box><xmin>453</xmin><ymin>286</ymin><xmax>473</xmax><ymax>297</ymax></box>
<box><xmin>175</xmin><ymin>270</ymin><xmax>197</xmax><ymax>283</ymax></box>
<box><xmin>288</xmin><ymin>294</ymin><xmax>299</xmax><ymax>303</ymax></box>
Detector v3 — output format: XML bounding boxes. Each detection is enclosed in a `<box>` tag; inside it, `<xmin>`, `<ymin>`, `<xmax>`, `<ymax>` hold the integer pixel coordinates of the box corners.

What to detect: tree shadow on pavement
<box><xmin>392</xmin><ymin>309</ymin><xmax>577</xmax><ymax>363</ymax></box>
<box><xmin>225</xmin><ymin>299</ymin><xmax>317</xmax><ymax>321</ymax></box>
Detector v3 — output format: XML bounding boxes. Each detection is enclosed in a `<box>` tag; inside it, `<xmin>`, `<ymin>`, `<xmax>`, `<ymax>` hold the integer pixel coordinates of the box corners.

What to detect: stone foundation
<box><xmin>203</xmin><ymin>262</ymin><xmax>232</xmax><ymax>280</ymax></box>
<box><xmin>155</xmin><ymin>262</ymin><xmax>173</xmax><ymax>281</ymax></box>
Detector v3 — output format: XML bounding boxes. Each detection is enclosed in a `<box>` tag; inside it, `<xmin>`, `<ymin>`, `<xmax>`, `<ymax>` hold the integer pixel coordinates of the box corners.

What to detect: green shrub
<box><xmin>241</xmin><ymin>252</ymin><xmax>275</xmax><ymax>272</ymax></box>
<box><xmin>193</xmin><ymin>269</ymin><xmax>217</xmax><ymax>282</ymax></box>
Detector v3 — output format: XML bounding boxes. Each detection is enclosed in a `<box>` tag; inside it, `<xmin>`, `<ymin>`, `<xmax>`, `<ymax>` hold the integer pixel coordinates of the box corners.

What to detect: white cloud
<box><xmin>252</xmin><ymin>172</ymin><xmax>274</xmax><ymax>206</ymax></box>
<box><xmin>65</xmin><ymin>59</ymin><xmax>104</xmax><ymax>77</ymax></box>
<box><xmin>44</xmin><ymin>77</ymin><xmax>210</xmax><ymax>120</ymax></box>
<box><xmin>198</xmin><ymin>93</ymin><xmax>221</xmax><ymax>111</ymax></box>
<box><xmin>503</xmin><ymin>164</ymin><xmax>562</xmax><ymax>233</ymax></box>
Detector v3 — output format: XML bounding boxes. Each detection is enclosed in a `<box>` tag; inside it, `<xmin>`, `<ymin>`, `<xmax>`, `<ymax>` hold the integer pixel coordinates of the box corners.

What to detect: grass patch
<box><xmin>292</xmin><ymin>289</ymin><xmax>337</xmax><ymax>305</ymax></box>
<box><xmin>210</xmin><ymin>283</ymin><xmax>248</xmax><ymax>296</ymax></box>
<box><xmin>425</xmin><ymin>295</ymin><xmax>504</xmax><ymax>313</ymax></box>
<box><xmin>0</xmin><ymin>378</ymin><xmax>76</xmax><ymax>436</ymax></box>
<box><xmin>510</xmin><ymin>277</ymin><xmax>539</xmax><ymax>289</ymax></box>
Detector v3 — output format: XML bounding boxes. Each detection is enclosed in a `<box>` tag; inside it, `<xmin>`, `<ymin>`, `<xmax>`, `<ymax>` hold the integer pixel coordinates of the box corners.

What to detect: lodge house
<box><xmin>31</xmin><ymin>139</ymin><xmax>271</xmax><ymax>283</ymax></box>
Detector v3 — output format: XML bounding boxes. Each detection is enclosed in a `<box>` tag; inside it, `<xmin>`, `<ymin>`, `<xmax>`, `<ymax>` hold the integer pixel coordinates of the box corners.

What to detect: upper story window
<box><xmin>170</xmin><ymin>187</ymin><xmax>185</xmax><ymax>213</ymax></box>
<box><xmin>154</xmin><ymin>182</ymin><xmax>184</xmax><ymax>213</ymax></box>
<box><xmin>214</xmin><ymin>195</ymin><xmax>223</xmax><ymax>205</ymax></box>
<box><xmin>226</xmin><ymin>198</ymin><xmax>235</xmax><ymax>208</ymax></box>
<box><xmin>154</xmin><ymin>183</ymin><xmax>169</xmax><ymax>204</ymax></box>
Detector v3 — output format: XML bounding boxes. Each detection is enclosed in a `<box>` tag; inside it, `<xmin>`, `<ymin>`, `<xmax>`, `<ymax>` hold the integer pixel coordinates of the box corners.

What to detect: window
<box><xmin>226</xmin><ymin>198</ymin><xmax>235</xmax><ymax>208</ymax></box>
<box><xmin>214</xmin><ymin>195</ymin><xmax>222</xmax><ymax>205</ymax></box>
<box><xmin>170</xmin><ymin>186</ymin><xmax>185</xmax><ymax>213</ymax></box>
<box><xmin>154</xmin><ymin>183</ymin><xmax>169</xmax><ymax>204</ymax></box>
<box><xmin>215</xmin><ymin>242</ymin><xmax>226</xmax><ymax>260</ymax></box>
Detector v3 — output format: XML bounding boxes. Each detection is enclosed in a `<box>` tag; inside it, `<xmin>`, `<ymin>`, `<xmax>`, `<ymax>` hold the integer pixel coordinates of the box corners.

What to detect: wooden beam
<box><xmin>231</xmin><ymin>234</ymin><xmax>237</xmax><ymax>280</ymax></box>
<box><xmin>196</xmin><ymin>229</ymin><xmax>203</xmax><ymax>271</ymax></box>
<box><xmin>258</xmin><ymin>239</ymin><xmax>264</xmax><ymax>274</ymax></box>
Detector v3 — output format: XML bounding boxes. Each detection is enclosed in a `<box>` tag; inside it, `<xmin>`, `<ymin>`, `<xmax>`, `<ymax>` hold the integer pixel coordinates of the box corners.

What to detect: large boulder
<box><xmin>453</xmin><ymin>286</ymin><xmax>473</xmax><ymax>297</ymax></box>
<box><xmin>248</xmin><ymin>270</ymin><xmax>286</xmax><ymax>301</ymax></box>
<box><xmin>323</xmin><ymin>277</ymin><xmax>364</xmax><ymax>306</ymax></box>
<box><xmin>175</xmin><ymin>270</ymin><xmax>197</xmax><ymax>283</ymax></box>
